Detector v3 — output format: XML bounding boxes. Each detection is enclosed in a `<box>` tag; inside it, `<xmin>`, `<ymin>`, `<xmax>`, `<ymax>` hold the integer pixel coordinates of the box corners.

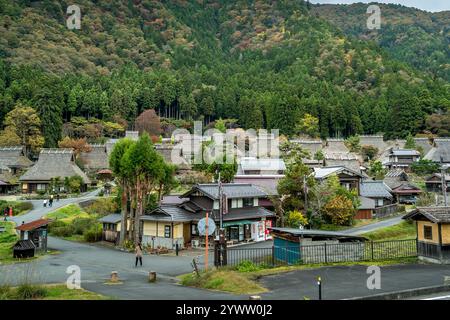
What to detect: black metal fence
<box><xmin>222</xmin><ymin>239</ymin><xmax>417</xmax><ymax>267</ymax></box>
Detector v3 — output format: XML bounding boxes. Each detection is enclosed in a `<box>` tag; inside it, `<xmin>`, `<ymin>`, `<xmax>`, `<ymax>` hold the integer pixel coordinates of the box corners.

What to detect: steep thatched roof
<box><xmin>80</xmin><ymin>144</ymin><xmax>109</xmax><ymax>171</ymax></box>
<box><xmin>19</xmin><ymin>149</ymin><xmax>90</xmax><ymax>184</ymax></box>
<box><xmin>0</xmin><ymin>146</ymin><xmax>33</xmax><ymax>170</ymax></box>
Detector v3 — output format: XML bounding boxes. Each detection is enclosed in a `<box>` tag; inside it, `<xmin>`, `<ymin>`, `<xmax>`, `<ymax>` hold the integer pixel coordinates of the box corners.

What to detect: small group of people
<box><xmin>43</xmin><ymin>194</ymin><xmax>60</xmax><ymax>207</ymax></box>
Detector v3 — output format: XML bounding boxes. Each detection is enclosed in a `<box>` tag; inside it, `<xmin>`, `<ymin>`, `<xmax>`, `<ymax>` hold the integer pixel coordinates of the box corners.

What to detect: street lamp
<box><xmin>317</xmin><ymin>276</ymin><xmax>322</xmax><ymax>300</ymax></box>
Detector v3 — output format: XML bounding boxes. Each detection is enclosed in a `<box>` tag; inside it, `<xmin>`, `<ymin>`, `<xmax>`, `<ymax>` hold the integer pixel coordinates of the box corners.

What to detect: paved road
<box><xmin>0</xmin><ymin>236</ymin><xmax>243</xmax><ymax>300</ymax></box>
<box><xmin>341</xmin><ymin>214</ymin><xmax>406</xmax><ymax>236</ymax></box>
<box><xmin>259</xmin><ymin>263</ymin><xmax>450</xmax><ymax>300</ymax></box>
<box><xmin>411</xmin><ymin>292</ymin><xmax>450</xmax><ymax>300</ymax></box>
<box><xmin>9</xmin><ymin>189</ymin><xmax>101</xmax><ymax>225</ymax></box>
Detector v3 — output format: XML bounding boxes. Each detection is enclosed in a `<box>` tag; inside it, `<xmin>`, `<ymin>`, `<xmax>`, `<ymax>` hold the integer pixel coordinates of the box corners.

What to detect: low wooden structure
<box><xmin>98</xmin><ymin>214</ymin><xmax>122</xmax><ymax>244</ymax></box>
<box><xmin>15</xmin><ymin>219</ymin><xmax>51</xmax><ymax>253</ymax></box>
<box><xmin>13</xmin><ymin>239</ymin><xmax>36</xmax><ymax>258</ymax></box>
<box><xmin>269</xmin><ymin>228</ymin><xmax>367</xmax><ymax>264</ymax></box>
<box><xmin>403</xmin><ymin>207</ymin><xmax>450</xmax><ymax>264</ymax></box>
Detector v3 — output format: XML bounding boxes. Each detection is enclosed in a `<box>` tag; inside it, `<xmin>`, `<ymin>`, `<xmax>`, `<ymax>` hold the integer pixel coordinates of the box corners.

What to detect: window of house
<box><xmin>243</xmin><ymin>198</ymin><xmax>253</xmax><ymax>207</ymax></box>
<box><xmin>231</xmin><ymin>198</ymin><xmax>243</xmax><ymax>208</ymax></box>
<box><xmin>164</xmin><ymin>225</ymin><xmax>171</xmax><ymax>238</ymax></box>
<box><xmin>37</xmin><ymin>184</ymin><xmax>47</xmax><ymax>191</ymax></box>
<box><xmin>424</xmin><ymin>225</ymin><xmax>433</xmax><ymax>240</ymax></box>
<box><xmin>191</xmin><ymin>224</ymin><xmax>198</xmax><ymax>235</ymax></box>
<box><xmin>376</xmin><ymin>199</ymin><xmax>384</xmax><ymax>206</ymax></box>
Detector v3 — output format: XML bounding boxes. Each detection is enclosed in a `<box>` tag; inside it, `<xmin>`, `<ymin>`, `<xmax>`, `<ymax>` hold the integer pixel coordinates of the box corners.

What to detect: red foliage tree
<box><xmin>134</xmin><ymin>109</ymin><xmax>161</xmax><ymax>137</ymax></box>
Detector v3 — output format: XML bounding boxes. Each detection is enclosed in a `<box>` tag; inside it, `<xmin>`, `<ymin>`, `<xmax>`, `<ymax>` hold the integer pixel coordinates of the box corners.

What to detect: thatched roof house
<box><xmin>0</xmin><ymin>146</ymin><xmax>33</xmax><ymax>173</ymax></box>
<box><xmin>79</xmin><ymin>144</ymin><xmax>109</xmax><ymax>172</ymax></box>
<box><xmin>19</xmin><ymin>149</ymin><xmax>90</xmax><ymax>193</ymax></box>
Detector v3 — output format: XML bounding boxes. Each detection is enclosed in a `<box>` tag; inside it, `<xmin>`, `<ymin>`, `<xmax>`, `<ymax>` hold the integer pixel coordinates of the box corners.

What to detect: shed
<box><xmin>403</xmin><ymin>207</ymin><xmax>450</xmax><ymax>264</ymax></box>
<box><xmin>99</xmin><ymin>214</ymin><xmax>122</xmax><ymax>243</ymax></box>
<box><xmin>13</xmin><ymin>240</ymin><xmax>36</xmax><ymax>258</ymax></box>
<box><xmin>269</xmin><ymin>228</ymin><xmax>367</xmax><ymax>264</ymax></box>
<box><xmin>15</xmin><ymin>218</ymin><xmax>51</xmax><ymax>252</ymax></box>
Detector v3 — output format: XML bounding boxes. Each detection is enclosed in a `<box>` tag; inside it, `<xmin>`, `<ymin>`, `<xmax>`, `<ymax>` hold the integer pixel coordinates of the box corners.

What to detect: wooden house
<box><xmin>139</xmin><ymin>183</ymin><xmax>276</xmax><ymax>249</ymax></box>
<box><xmin>403</xmin><ymin>207</ymin><xmax>450</xmax><ymax>264</ymax></box>
<box><xmin>19</xmin><ymin>149</ymin><xmax>91</xmax><ymax>193</ymax></box>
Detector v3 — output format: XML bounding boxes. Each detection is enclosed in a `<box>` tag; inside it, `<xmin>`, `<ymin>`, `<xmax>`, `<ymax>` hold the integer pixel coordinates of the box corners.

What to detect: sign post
<box><xmin>198</xmin><ymin>214</ymin><xmax>216</xmax><ymax>272</ymax></box>
<box><xmin>205</xmin><ymin>212</ymin><xmax>209</xmax><ymax>271</ymax></box>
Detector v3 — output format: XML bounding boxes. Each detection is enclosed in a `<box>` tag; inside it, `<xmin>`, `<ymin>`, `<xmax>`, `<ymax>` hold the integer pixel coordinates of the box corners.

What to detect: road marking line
<box><xmin>422</xmin><ymin>294</ymin><xmax>450</xmax><ymax>300</ymax></box>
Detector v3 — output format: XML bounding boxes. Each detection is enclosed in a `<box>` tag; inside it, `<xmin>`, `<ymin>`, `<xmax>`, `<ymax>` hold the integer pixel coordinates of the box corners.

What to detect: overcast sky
<box><xmin>309</xmin><ymin>1</ymin><xmax>450</xmax><ymax>12</ymax></box>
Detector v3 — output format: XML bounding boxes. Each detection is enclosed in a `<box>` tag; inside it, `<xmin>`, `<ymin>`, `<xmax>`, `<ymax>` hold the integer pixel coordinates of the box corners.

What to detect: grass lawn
<box><xmin>0</xmin><ymin>221</ymin><xmax>18</xmax><ymax>262</ymax></box>
<box><xmin>179</xmin><ymin>270</ymin><xmax>267</xmax><ymax>295</ymax></box>
<box><xmin>178</xmin><ymin>256</ymin><xmax>417</xmax><ymax>295</ymax></box>
<box><xmin>364</xmin><ymin>221</ymin><xmax>417</xmax><ymax>241</ymax></box>
<box><xmin>0</xmin><ymin>283</ymin><xmax>109</xmax><ymax>300</ymax></box>
<box><xmin>45</xmin><ymin>204</ymin><xmax>90</xmax><ymax>222</ymax></box>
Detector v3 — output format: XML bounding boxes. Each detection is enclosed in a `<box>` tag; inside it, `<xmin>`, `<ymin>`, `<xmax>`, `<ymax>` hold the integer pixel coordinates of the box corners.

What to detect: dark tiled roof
<box><xmin>182</xmin><ymin>183</ymin><xmax>267</xmax><ymax>200</ymax></box>
<box><xmin>360</xmin><ymin>181</ymin><xmax>392</xmax><ymax>198</ymax></box>
<box><xmin>19</xmin><ymin>149</ymin><xmax>90</xmax><ymax>184</ymax></box>
<box><xmin>141</xmin><ymin>205</ymin><xmax>193</xmax><ymax>222</ymax></box>
<box><xmin>403</xmin><ymin>207</ymin><xmax>450</xmax><ymax>223</ymax></box>
<box><xmin>358</xmin><ymin>196</ymin><xmax>376</xmax><ymax>210</ymax></box>
<box><xmin>233</xmin><ymin>175</ymin><xmax>282</xmax><ymax>196</ymax></box>
<box><xmin>98</xmin><ymin>214</ymin><xmax>122</xmax><ymax>224</ymax></box>
<box><xmin>13</xmin><ymin>240</ymin><xmax>36</xmax><ymax>250</ymax></box>
<box><xmin>141</xmin><ymin>205</ymin><xmax>276</xmax><ymax>223</ymax></box>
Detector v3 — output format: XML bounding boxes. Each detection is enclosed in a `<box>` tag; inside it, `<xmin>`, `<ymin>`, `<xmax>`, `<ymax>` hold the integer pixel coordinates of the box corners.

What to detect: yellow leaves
<box><xmin>323</xmin><ymin>195</ymin><xmax>354</xmax><ymax>226</ymax></box>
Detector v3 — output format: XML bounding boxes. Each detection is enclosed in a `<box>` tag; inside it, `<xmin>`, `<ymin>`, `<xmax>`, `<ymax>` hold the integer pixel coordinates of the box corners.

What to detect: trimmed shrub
<box><xmin>83</xmin><ymin>224</ymin><xmax>102</xmax><ymax>242</ymax></box>
<box><xmin>72</xmin><ymin>217</ymin><xmax>96</xmax><ymax>235</ymax></box>
<box><xmin>14</xmin><ymin>284</ymin><xmax>48</xmax><ymax>299</ymax></box>
<box><xmin>236</xmin><ymin>260</ymin><xmax>261</xmax><ymax>273</ymax></box>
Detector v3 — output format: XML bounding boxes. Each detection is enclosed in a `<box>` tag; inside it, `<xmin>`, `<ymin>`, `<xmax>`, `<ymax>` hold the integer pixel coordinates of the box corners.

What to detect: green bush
<box><xmin>83</xmin><ymin>224</ymin><xmax>102</xmax><ymax>242</ymax></box>
<box><xmin>14</xmin><ymin>284</ymin><xmax>48</xmax><ymax>300</ymax></box>
<box><xmin>50</xmin><ymin>226</ymin><xmax>74</xmax><ymax>238</ymax></box>
<box><xmin>0</xmin><ymin>285</ymin><xmax>11</xmax><ymax>300</ymax></box>
<box><xmin>72</xmin><ymin>218</ymin><xmax>96</xmax><ymax>235</ymax></box>
<box><xmin>236</xmin><ymin>260</ymin><xmax>261</xmax><ymax>273</ymax></box>
<box><xmin>84</xmin><ymin>198</ymin><xmax>118</xmax><ymax>216</ymax></box>
<box><xmin>48</xmin><ymin>220</ymin><xmax>68</xmax><ymax>233</ymax></box>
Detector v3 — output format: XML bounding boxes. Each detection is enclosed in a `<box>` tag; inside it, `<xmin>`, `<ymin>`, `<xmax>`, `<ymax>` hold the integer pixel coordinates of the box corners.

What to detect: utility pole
<box><xmin>217</xmin><ymin>171</ymin><xmax>226</xmax><ymax>266</ymax></box>
<box><xmin>441</xmin><ymin>156</ymin><xmax>448</xmax><ymax>206</ymax></box>
<box><xmin>303</xmin><ymin>175</ymin><xmax>308</xmax><ymax>212</ymax></box>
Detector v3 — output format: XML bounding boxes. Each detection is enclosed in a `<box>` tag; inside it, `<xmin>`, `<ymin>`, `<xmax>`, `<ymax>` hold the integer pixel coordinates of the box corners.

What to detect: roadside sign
<box><xmin>198</xmin><ymin>217</ymin><xmax>216</xmax><ymax>236</ymax></box>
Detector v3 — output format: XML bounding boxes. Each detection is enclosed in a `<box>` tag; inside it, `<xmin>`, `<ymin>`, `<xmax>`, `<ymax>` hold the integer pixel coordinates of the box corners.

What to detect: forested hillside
<box><xmin>311</xmin><ymin>3</ymin><xmax>450</xmax><ymax>81</ymax></box>
<box><xmin>0</xmin><ymin>0</ymin><xmax>448</xmax><ymax>149</ymax></box>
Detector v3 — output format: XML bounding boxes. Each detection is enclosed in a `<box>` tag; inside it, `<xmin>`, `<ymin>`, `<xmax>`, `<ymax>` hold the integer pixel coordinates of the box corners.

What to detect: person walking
<box><xmin>135</xmin><ymin>242</ymin><xmax>143</xmax><ymax>267</ymax></box>
<box><xmin>56</xmin><ymin>194</ymin><xmax>60</xmax><ymax>202</ymax></box>
<box><xmin>49</xmin><ymin>194</ymin><xmax>54</xmax><ymax>207</ymax></box>
<box><xmin>43</xmin><ymin>199</ymin><xmax>47</xmax><ymax>207</ymax></box>
<box><xmin>3</xmin><ymin>212</ymin><xmax>7</xmax><ymax>221</ymax></box>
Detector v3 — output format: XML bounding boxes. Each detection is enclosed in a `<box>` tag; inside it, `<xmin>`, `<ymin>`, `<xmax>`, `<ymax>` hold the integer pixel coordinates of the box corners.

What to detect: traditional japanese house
<box><xmin>139</xmin><ymin>183</ymin><xmax>276</xmax><ymax>248</ymax></box>
<box><xmin>385</xmin><ymin>149</ymin><xmax>420</xmax><ymax>171</ymax></box>
<box><xmin>425</xmin><ymin>173</ymin><xmax>450</xmax><ymax>193</ymax></box>
<box><xmin>79</xmin><ymin>144</ymin><xmax>109</xmax><ymax>174</ymax></box>
<box><xmin>391</xmin><ymin>183</ymin><xmax>422</xmax><ymax>204</ymax></box>
<box><xmin>19</xmin><ymin>149</ymin><xmax>91</xmax><ymax>193</ymax></box>
<box><xmin>313</xmin><ymin>166</ymin><xmax>364</xmax><ymax>194</ymax></box>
